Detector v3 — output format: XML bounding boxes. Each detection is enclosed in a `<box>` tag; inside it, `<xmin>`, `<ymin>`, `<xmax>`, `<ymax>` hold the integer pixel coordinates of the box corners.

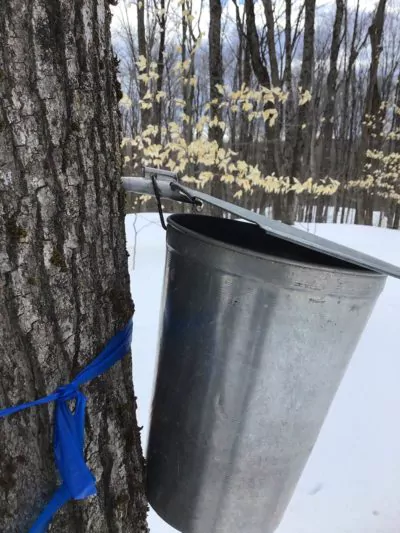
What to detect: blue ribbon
<box><xmin>0</xmin><ymin>318</ymin><xmax>133</xmax><ymax>533</ymax></box>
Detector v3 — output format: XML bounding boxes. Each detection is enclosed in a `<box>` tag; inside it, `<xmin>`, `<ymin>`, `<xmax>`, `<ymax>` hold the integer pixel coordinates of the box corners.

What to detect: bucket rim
<box><xmin>166</xmin><ymin>213</ymin><xmax>386</xmax><ymax>279</ymax></box>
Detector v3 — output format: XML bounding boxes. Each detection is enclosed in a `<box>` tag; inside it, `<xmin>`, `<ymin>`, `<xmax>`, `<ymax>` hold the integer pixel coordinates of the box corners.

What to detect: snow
<box><xmin>125</xmin><ymin>213</ymin><xmax>400</xmax><ymax>533</ymax></box>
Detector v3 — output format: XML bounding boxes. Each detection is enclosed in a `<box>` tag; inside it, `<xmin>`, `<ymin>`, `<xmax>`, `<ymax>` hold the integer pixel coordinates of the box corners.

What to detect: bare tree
<box><xmin>244</xmin><ymin>0</ymin><xmax>282</xmax><ymax>183</ymax></box>
<box><xmin>286</xmin><ymin>0</ymin><xmax>316</xmax><ymax>223</ymax></box>
<box><xmin>319</xmin><ymin>0</ymin><xmax>345</xmax><ymax>179</ymax></box>
<box><xmin>262</xmin><ymin>0</ymin><xmax>280</xmax><ymax>88</ymax></box>
<box><xmin>138</xmin><ymin>0</ymin><xmax>151</xmax><ymax>128</ymax></box>
<box><xmin>154</xmin><ymin>0</ymin><xmax>168</xmax><ymax>142</ymax></box>
<box><xmin>209</xmin><ymin>0</ymin><xmax>224</xmax><ymax>147</ymax></box>
<box><xmin>313</xmin><ymin>0</ymin><xmax>345</xmax><ymax>222</ymax></box>
<box><xmin>356</xmin><ymin>0</ymin><xmax>387</xmax><ymax>224</ymax></box>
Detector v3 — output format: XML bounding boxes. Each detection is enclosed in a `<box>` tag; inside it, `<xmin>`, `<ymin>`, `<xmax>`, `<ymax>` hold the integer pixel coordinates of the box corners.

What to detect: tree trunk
<box><xmin>181</xmin><ymin>0</ymin><xmax>195</xmax><ymax>147</ymax></box>
<box><xmin>232</xmin><ymin>0</ymin><xmax>252</xmax><ymax>164</ymax></box>
<box><xmin>231</xmin><ymin>0</ymin><xmax>244</xmax><ymax>155</ymax></box>
<box><xmin>359</xmin><ymin>2</ymin><xmax>387</xmax><ymax>165</ymax></box>
<box><xmin>244</xmin><ymin>0</ymin><xmax>281</xmax><ymax>179</ymax></box>
<box><xmin>290</xmin><ymin>0</ymin><xmax>316</xmax><ymax>180</ymax></box>
<box><xmin>209</xmin><ymin>0</ymin><xmax>224</xmax><ymax>147</ymax></box>
<box><xmin>244</xmin><ymin>0</ymin><xmax>271</xmax><ymax>89</ymax></box>
<box><xmin>262</xmin><ymin>0</ymin><xmax>280</xmax><ymax>88</ymax></box>
<box><xmin>363</xmin><ymin>0</ymin><xmax>387</xmax><ymax>137</ymax></box>
<box><xmin>393</xmin><ymin>204</ymin><xmax>400</xmax><ymax>230</ymax></box>
<box><xmin>154</xmin><ymin>0</ymin><xmax>167</xmax><ymax>144</ymax></box>
<box><xmin>137</xmin><ymin>0</ymin><xmax>150</xmax><ymax>129</ymax></box>
<box><xmin>319</xmin><ymin>0</ymin><xmax>344</xmax><ymax>178</ymax></box>
<box><xmin>287</xmin><ymin>0</ymin><xmax>316</xmax><ymax>224</ymax></box>
<box><xmin>275</xmin><ymin>0</ymin><xmax>293</xmax><ymax>222</ymax></box>
<box><xmin>0</xmin><ymin>1</ymin><xmax>147</xmax><ymax>531</ymax></box>
<box><xmin>208</xmin><ymin>0</ymin><xmax>225</xmax><ymax>213</ymax></box>
<box><xmin>315</xmin><ymin>197</ymin><xmax>325</xmax><ymax>223</ymax></box>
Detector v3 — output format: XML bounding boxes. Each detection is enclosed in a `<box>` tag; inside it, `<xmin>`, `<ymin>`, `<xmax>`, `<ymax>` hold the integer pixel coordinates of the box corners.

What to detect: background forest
<box><xmin>111</xmin><ymin>0</ymin><xmax>400</xmax><ymax>227</ymax></box>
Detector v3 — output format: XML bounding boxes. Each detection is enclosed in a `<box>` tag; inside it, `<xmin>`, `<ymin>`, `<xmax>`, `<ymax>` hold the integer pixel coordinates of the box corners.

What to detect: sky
<box><xmin>110</xmin><ymin>0</ymin><xmax>377</xmax><ymax>38</ymax></box>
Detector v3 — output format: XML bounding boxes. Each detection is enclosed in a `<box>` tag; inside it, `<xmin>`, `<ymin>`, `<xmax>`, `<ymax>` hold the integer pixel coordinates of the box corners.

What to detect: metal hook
<box><xmin>151</xmin><ymin>175</ymin><xmax>167</xmax><ymax>231</ymax></box>
<box><xmin>170</xmin><ymin>182</ymin><xmax>203</xmax><ymax>211</ymax></box>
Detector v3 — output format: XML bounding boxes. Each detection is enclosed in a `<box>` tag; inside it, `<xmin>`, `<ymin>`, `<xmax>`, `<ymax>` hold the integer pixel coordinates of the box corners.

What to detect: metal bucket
<box><xmin>146</xmin><ymin>214</ymin><xmax>386</xmax><ymax>533</ymax></box>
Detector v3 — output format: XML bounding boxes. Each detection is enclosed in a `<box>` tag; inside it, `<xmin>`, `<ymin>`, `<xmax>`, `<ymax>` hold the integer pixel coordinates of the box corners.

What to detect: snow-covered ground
<box><xmin>125</xmin><ymin>213</ymin><xmax>400</xmax><ymax>533</ymax></box>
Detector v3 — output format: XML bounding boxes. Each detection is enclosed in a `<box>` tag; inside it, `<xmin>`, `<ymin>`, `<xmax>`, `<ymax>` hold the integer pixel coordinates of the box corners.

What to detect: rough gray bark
<box><xmin>0</xmin><ymin>1</ymin><xmax>148</xmax><ymax>532</ymax></box>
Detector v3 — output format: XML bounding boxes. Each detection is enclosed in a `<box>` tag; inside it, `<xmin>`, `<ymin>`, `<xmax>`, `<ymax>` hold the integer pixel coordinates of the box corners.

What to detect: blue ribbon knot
<box><xmin>0</xmin><ymin>318</ymin><xmax>133</xmax><ymax>532</ymax></box>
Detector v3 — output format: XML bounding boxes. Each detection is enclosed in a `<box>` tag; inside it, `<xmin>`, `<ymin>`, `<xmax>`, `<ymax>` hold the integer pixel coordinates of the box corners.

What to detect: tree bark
<box><xmin>363</xmin><ymin>0</ymin><xmax>387</xmax><ymax>133</ymax></box>
<box><xmin>262</xmin><ymin>0</ymin><xmax>280</xmax><ymax>88</ymax></box>
<box><xmin>208</xmin><ymin>0</ymin><xmax>225</xmax><ymax>211</ymax></box>
<box><xmin>319</xmin><ymin>0</ymin><xmax>344</xmax><ymax>179</ymax></box>
<box><xmin>356</xmin><ymin>0</ymin><xmax>387</xmax><ymax>224</ymax></box>
<box><xmin>0</xmin><ymin>1</ymin><xmax>147</xmax><ymax>531</ymax></box>
<box><xmin>272</xmin><ymin>0</ymin><xmax>293</xmax><ymax>221</ymax></box>
<box><xmin>244</xmin><ymin>0</ymin><xmax>281</xmax><ymax>179</ymax></box>
<box><xmin>154</xmin><ymin>0</ymin><xmax>167</xmax><ymax>143</ymax></box>
<box><xmin>137</xmin><ymin>0</ymin><xmax>150</xmax><ymax>129</ymax></box>
<box><xmin>290</xmin><ymin>0</ymin><xmax>316</xmax><ymax>181</ymax></box>
<box><xmin>232</xmin><ymin>0</ymin><xmax>252</xmax><ymax>163</ymax></box>
<box><xmin>209</xmin><ymin>0</ymin><xmax>224</xmax><ymax>147</ymax></box>
<box><xmin>244</xmin><ymin>0</ymin><xmax>271</xmax><ymax>89</ymax></box>
<box><xmin>283</xmin><ymin>0</ymin><xmax>292</xmax><ymax>94</ymax></box>
<box><xmin>314</xmin><ymin>0</ymin><xmax>344</xmax><ymax>224</ymax></box>
<box><xmin>286</xmin><ymin>0</ymin><xmax>316</xmax><ymax>224</ymax></box>
<box><xmin>181</xmin><ymin>0</ymin><xmax>195</xmax><ymax>146</ymax></box>
<box><xmin>393</xmin><ymin>204</ymin><xmax>400</xmax><ymax>230</ymax></box>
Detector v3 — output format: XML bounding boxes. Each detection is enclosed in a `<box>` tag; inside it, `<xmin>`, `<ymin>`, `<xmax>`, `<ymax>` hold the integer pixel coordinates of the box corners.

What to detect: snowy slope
<box><xmin>125</xmin><ymin>213</ymin><xmax>400</xmax><ymax>533</ymax></box>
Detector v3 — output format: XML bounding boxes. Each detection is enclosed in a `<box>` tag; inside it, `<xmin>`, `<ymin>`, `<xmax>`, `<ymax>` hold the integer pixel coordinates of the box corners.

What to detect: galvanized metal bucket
<box><xmin>146</xmin><ymin>213</ymin><xmax>386</xmax><ymax>533</ymax></box>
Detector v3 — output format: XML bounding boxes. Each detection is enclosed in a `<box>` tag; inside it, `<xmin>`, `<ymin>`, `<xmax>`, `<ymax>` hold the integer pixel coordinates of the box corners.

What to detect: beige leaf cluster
<box><xmin>121</xmin><ymin>83</ymin><xmax>400</xmax><ymax>205</ymax></box>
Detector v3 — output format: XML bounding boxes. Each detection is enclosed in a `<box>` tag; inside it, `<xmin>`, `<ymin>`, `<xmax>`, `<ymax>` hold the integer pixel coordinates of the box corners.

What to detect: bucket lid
<box><xmin>177</xmin><ymin>184</ymin><xmax>400</xmax><ymax>280</ymax></box>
